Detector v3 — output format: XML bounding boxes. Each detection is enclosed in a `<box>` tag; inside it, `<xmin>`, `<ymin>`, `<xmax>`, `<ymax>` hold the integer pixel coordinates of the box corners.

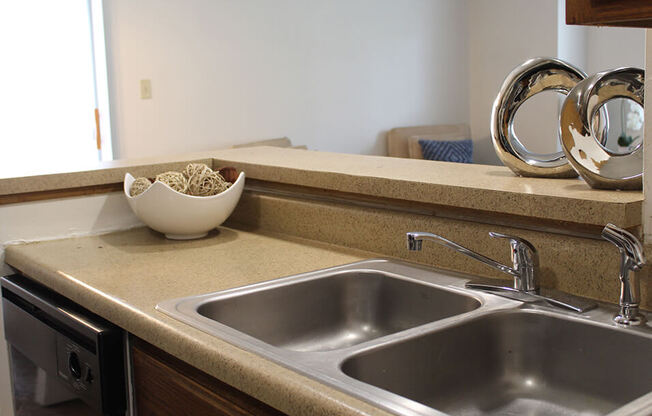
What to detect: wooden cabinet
<box><xmin>131</xmin><ymin>337</ymin><xmax>286</xmax><ymax>416</ymax></box>
<box><xmin>566</xmin><ymin>0</ymin><xmax>652</xmax><ymax>27</ymax></box>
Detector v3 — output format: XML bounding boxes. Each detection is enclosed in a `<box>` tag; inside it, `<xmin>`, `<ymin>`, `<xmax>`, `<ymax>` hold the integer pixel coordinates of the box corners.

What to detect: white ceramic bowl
<box><xmin>124</xmin><ymin>171</ymin><xmax>245</xmax><ymax>240</ymax></box>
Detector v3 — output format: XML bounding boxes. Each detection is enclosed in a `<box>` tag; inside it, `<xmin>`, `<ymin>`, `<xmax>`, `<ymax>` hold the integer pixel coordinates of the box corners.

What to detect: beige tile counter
<box><xmin>0</xmin><ymin>152</ymin><xmax>215</xmax><ymax>196</ymax></box>
<box><xmin>4</xmin><ymin>227</ymin><xmax>392</xmax><ymax>416</ymax></box>
<box><xmin>212</xmin><ymin>148</ymin><xmax>644</xmax><ymax>227</ymax></box>
<box><xmin>0</xmin><ymin>147</ymin><xmax>643</xmax><ymax>227</ymax></box>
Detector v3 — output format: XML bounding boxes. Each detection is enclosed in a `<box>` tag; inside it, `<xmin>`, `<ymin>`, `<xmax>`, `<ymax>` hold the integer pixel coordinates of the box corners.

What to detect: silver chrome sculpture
<box><xmin>560</xmin><ymin>67</ymin><xmax>644</xmax><ymax>190</ymax></box>
<box><xmin>491</xmin><ymin>57</ymin><xmax>589</xmax><ymax>178</ymax></box>
<box><xmin>492</xmin><ymin>57</ymin><xmax>612</xmax><ymax>178</ymax></box>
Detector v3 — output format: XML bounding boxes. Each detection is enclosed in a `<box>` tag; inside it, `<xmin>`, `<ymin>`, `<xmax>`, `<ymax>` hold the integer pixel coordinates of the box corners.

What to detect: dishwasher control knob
<box><xmin>84</xmin><ymin>366</ymin><xmax>94</xmax><ymax>384</ymax></box>
<box><xmin>68</xmin><ymin>352</ymin><xmax>81</xmax><ymax>380</ymax></box>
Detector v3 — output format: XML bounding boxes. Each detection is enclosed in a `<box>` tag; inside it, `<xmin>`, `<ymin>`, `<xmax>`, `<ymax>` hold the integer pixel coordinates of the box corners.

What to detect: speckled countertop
<box><xmin>4</xmin><ymin>226</ymin><xmax>395</xmax><ymax>416</ymax></box>
<box><xmin>0</xmin><ymin>147</ymin><xmax>643</xmax><ymax>227</ymax></box>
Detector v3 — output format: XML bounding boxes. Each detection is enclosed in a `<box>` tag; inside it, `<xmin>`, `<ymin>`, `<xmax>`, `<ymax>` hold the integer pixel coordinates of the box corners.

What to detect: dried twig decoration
<box><xmin>129</xmin><ymin>177</ymin><xmax>152</xmax><ymax>196</ymax></box>
<box><xmin>155</xmin><ymin>171</ymin><xmax>188</xmax><ymax>194</ymax></box>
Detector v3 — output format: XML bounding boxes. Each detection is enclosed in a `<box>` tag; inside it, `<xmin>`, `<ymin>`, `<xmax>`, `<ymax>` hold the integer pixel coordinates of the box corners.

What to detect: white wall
<box><xmin>104</xmin><ymin>1</ymin><xmax>645</xmax><ymax>165</ymax></box>
<box><xmin>584</xmin><ymin>26</ymin><xmax>645</xmax><ymax>75</ymax></box>
<box><xmin>0</xmin><ymin>193</ymin><xmax>141</xmax><ymax>416</ymax></box>
<box><xmin>468</xmin><ymin>0</ymin><xmax>559</xmax><ymax>165</ymax></box>
<box><xmin>104</xmin><ymin>0</ymin><xmax>470</xmax><ymax>158</ymax></box>
<box><xmin>557</xmin><ymin>0</ymin><xmax>588</xmax><ymax>71</ymax></box>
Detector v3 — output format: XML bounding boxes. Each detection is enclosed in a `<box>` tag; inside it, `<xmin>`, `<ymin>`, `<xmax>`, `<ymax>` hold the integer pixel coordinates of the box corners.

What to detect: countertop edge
<box><xmin>0</xmin><ymin>147</ymin><xmax>643</xmax><ymax>228</ymax></box>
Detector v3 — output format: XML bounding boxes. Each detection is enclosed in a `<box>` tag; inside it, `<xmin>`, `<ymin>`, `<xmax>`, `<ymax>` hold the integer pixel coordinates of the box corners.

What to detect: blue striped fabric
<box><xmin>418</xmin><ymin>139</ymin><xmax>473</xmax><ymax>164</ymax></box>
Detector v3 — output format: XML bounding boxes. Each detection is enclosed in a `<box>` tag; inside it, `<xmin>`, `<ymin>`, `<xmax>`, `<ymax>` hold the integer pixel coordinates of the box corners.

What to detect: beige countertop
<box><xmin>0</xmin><ymin>147</ymin><xmax>643</xmax><ymax>227</ymax></box>
<box><xmin>4</xmin><ymin>226</ymin><xmax>394</xmax><ymax>416</ymax></box>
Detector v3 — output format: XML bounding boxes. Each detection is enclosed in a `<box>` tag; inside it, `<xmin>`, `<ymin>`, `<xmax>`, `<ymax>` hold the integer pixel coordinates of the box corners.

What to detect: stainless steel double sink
<box><xmin>157</xmin><ymin>259</ymin><xmax>652</xmax><ymax>416</ymax></box>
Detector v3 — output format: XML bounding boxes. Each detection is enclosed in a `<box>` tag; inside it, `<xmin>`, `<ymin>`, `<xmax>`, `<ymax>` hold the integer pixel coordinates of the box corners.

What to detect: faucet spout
<box><xmin>405</xmin><ymin>231</ymin><xmax>598</xmax><ymax>313</ymax></box>
<box><xmin>406</xmin><ymin>231</ymin><xmax>524</xmax><ymax>281</ymax></box>
<box><xmin>406</xmin><ymin>233</ymin><xmax>423</xmax><ymax>251</ymax></box>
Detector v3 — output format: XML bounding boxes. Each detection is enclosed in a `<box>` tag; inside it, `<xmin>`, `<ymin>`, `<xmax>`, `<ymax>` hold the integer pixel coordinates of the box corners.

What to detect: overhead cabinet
<box><xmin>566</xmin><ymin>0</ymin><xmax>652</xmax><ymax>27</ymax></box>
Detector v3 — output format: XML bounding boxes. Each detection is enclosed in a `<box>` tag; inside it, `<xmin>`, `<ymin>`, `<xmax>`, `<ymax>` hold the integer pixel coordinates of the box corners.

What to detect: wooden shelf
<box><xmin>566</xmin><ymin>0</ymin><xmax>652</xmax><ymax>27</ymax></box>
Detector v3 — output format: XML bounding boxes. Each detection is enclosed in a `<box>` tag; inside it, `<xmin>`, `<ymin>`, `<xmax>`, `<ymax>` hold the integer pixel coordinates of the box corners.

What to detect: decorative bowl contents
<box><xmin>124</xmin><ymin>164</ymin><xmax>245</xmax><ymax>240</ymax></box>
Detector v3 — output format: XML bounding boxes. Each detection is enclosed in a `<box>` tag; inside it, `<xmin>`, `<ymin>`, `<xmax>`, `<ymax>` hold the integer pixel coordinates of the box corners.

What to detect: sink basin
<box><xmin>195</xmin><ymin>270</ymin><xmax>480</xmax><ymax>352</ymax></box>
<box><xmin>157</xmin><ymin>259</ymin><xmax>652</xmax><ymax>416</ymax></box>
<box><xmin>342</xmin><ymin>310</ymin><xmax>652</xmax><ymax>416</ymax></box>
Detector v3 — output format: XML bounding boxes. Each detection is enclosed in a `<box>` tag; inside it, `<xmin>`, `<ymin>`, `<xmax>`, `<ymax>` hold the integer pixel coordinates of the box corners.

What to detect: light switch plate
<box><xmin>140</xmin><ymin>79</ymin><xmax>152</xmax><ymax>99</ymax></box>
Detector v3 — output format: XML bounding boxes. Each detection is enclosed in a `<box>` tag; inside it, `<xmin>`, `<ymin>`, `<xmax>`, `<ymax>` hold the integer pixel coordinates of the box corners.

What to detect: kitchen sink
<box><xmin>194</xmin><ymin>270</ymin><xmax>480</xmax><ymax>352</ymax></box>
<box><xmin>157</xmin><ymin>259</ymin><xmax>652</xmax><ymax>416</ymax></box>
<box><xmin>342</xmin><ymin>310</ymin><xmax>652</xmax><ymax>416</ymax></box>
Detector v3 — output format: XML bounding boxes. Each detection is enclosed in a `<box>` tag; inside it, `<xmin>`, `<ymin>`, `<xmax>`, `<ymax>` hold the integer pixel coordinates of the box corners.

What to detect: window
<box><xmin>0</xmin><ymin>0</ymin><xmax>112</xmax><ymax>176</ymax></box>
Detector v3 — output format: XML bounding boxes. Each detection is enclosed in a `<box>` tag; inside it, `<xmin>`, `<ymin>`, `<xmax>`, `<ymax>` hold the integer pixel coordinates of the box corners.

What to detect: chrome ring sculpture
<box><xmin>560</xmin><ymin>67</ymin><xmax>644</xmax><ymax>190</ymax></box>
<box><xmin>491</xmin><ymin>57</ymin><xmax>607</xmax><ymax>178</ymax></box>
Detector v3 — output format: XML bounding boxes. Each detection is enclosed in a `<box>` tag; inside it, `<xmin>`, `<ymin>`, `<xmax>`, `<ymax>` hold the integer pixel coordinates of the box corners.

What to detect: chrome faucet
<box><xmin>601</xmin><ymin>223</ymin><xmax>646</xmax><ymax>326</ymax></box>
<box><xmin>407</xmin><ymin>231</ymin><xmax>538</xmax><ymax>293</ymax></box>
<box><xmin>406</xmin><ymin>231</ymin><xmax>596</xmax><ymax>313</ymax></box>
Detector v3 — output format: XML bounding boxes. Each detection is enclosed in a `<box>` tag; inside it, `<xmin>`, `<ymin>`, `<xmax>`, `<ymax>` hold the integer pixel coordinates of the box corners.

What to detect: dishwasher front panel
<box><xmin>2</xmin><ymin>274</ymin><xmax>127</xmax><ymax>416</ymax></box>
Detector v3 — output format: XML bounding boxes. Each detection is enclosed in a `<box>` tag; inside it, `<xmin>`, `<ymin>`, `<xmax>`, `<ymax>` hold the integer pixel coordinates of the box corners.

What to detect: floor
<box><xmin>11</xmin><ymin>349</ymin><xmax>95</xmax><ymax>416</ymax></box>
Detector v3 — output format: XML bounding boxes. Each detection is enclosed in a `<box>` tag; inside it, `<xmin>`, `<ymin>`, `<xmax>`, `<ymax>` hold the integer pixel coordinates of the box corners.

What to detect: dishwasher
<box><xmin>2</xmin><ymin>274</ymin><xmax>129</xmax><ymax>416</ymax></box>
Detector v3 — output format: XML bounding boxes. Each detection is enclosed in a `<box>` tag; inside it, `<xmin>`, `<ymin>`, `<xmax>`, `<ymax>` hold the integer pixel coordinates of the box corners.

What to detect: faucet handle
<box><xmin>601</xmin><ymin>224</ymin><xmax>645</xmax><ymax>270</ymax></box>
<box><xmin>489</xmin><ymin>232</ymin><xmax>539</xmax><ymax>292</ymax></box>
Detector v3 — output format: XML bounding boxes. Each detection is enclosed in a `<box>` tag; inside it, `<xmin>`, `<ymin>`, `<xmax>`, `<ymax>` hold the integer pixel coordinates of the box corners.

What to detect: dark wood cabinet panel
<box><xmin>131</xmin><ymin>337</ymin><xmax>286</xmax><ymax>416</ymax></box>
<box><xmin>566</xmin><ymin>0</ymin><xmax>652</xmax><ymax>27</ymax></box>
